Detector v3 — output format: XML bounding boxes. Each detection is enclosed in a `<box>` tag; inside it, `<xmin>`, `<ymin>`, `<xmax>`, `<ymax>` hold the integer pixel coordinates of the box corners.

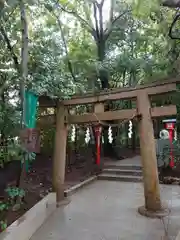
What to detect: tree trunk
<box><xmin>96</xmin><ymin>39</ymin><xmax>119</xmax><ymax>158</ymax></box>
<box><xmin>97</xmin><ymin>39</ymin><xmax>109</xmax><ymax>89</ymax></box>
<box><xmin>15</xmin><ymin>1</ymin><xmax>29</xmax><ymax>208</ymax></box>
<box><xmin>0</xmin><ymin>89</ymin><xmax>7</xmax><ymax>166</ymax></box>
<box><xmin>1</xmin><ymin>90</ymin><xmax>5</xmax><ymax>146</ymax></box>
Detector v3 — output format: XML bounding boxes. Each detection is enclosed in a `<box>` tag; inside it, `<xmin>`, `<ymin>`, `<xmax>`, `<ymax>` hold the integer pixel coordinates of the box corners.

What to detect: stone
<box><xmin>56</xmin><ymin>197</ymin><xmax>71</xmax><ymax>208</ymax></box>
<box><xmin>138</xmin><ymin>205</ymin><xmax>170</xmax><ymax>218</ymax></box>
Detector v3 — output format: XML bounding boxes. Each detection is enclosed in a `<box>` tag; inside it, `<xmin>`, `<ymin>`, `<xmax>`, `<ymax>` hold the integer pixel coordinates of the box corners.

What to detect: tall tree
<box><xmin>46</xmin><ymin>0</ymin><xmax>131</xmax><ymax>89</ymax></box>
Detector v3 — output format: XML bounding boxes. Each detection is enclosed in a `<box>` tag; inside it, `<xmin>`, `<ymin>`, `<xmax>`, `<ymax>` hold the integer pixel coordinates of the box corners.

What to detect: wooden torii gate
<box><xmin>39</xmin><ymin>78</ymin><xmax>179</xmax><ymax>217</ymax></box>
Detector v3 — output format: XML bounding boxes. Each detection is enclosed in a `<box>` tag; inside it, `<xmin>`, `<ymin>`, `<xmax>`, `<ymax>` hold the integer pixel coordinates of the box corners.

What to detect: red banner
<box><xmin>95</xmin><ymin>126</ymin><xmax>102</xmax><ymax>165</ymax></box>
<box><xmin>164</xmin><ymin>122</ymin><xmax>175</xmax><ymax>168</ymax></box>
<box><xmin>165</xmin><ymin>122</ymin><xmax>175</xmax><ymax>130</ymax></box>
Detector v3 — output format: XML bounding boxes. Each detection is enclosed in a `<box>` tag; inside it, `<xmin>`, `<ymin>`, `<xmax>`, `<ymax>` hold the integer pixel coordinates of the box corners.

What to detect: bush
<box><xmin>157</xmin><ymin>140</ymin><xmax>180</xmax><ymax>168</ymax></box>
<box><xmin>0</xmin><ymin>187</ymin><xmax>26</xmax><ymax>232</ymax></box>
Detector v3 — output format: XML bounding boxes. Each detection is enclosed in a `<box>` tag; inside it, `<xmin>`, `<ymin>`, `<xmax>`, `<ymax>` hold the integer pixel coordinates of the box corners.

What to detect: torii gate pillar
<box><xmin>53</xmin><ymin>103</ymin><xmax>70</xmax><ymax>207</ymax></box>
<box><xmin>137</xmin><ymin>91</ymin><xmax>169</xmax><ymax>217</ymax></box>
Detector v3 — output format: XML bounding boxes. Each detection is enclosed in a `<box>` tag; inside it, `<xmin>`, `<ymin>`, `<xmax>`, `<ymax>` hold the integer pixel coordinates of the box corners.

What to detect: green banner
<box><xmin>24</xmin><ymin>91</ymin><xmax>38</xmax><ymax>171</ymax></box>
<box><xmin>25</xmin><ymin>91</ymin><xmax>38</xmax><ymax>128</ymax></box>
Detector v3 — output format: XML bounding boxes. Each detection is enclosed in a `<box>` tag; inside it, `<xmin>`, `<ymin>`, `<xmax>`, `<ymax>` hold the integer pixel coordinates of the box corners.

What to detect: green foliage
<box><xmin>0</xmin><ymin>202</ymin><xmax>8</xmax><ymax>212</ymax></box>
<box><xmin>5</xmin><ymin>186</ymin><xmax>25</xmax><ymax>212</ymax></box>
<box><xmin>1</xmin><ymin>0</ymin><xmax>179</xmax><ymax>98</ymax></box>
<box><xmin>157</xmin><ymin>140</ymin><xmax>180</xmax><ymax>168</ymax></box>
<box><xmin>0</xmin><ymin>101</ymin><xmax>20</xmax><ymax>138</ymax></box>
<box><xmin>5</xmin><ymin>187</ymin><xmax>25</xmax><ymax>202</ymax></box>
<box><xmin>0</xmin><ymin>148</ymin><xmax>8</xmax><ymax>167</ymax></box>
<box><xmin>40</xmin><ymin>127</ymin><xmax>56</xmax><ymax>154</ymax></box>
<box><xmin>0</xmin><ymin>220</ymin><xmax>7</xmax><ymax>231</ymax></box>
<box><xmin>0</xmin><ymin>187</ymin><xmax>25</xmax><ymax>231</ymax></box>
<box><xmin>0</xmin><ymin>140</ymin><xmax>36</xmax><ymax>169</ymax></box>
<box><xmin>133</xmin><ymin>0</ymin><xmax>160</xmax><ymax>18</ymax></box>
<box><xmin>6</xmin><ymin>141</ymin><xmax>23</xmax><ymax>161</ymax></box>
<box><xmin>0</xmin><ymin>140</ymin><xmax>24</xmax><ymax>167</ymax></box>
<box><xmin>0</xmin><ymin>0</ymin><xmax>180</xmax><ymax>168</ymax></box>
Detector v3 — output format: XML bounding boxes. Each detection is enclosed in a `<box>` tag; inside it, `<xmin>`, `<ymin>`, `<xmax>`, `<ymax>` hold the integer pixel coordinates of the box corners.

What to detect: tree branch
<box><xmin>54</xmin><ymin>1</ymin><xmax>96</xmax><ymax>35</ymax></box>
<box><xmin>98</xmin><ymin>0</ymin><xmax>105</xmax><ymax>7</ymax></box>
<box><xmin>0</xmin><ymin>24</ymin><xmax>20</xmax><ymax>72</ymax></box>
<box><xmin>109</xmin><ymin>0</ymin><xmax>115</xmax><ymax>23</ymax></box>
<box><xmin>169</xmin><ymin>13</ymin><xmax>180</xmax><ymax>39</ymax></box>
<box><xmin>4</xmin><ymin>5</ymin><xmax>18</xmax><ymax>22</ymax></box>
<box><xmin>19</xmin><ymin>0</ymin><xmax>29</xmax><ymax>130</ymax></box>
<box><xmin>55</xmin><ymin>16</ymin><xmax>77</xmax><ymax>82</ymax></box>
<box><xmin>20</xmin><ymin>0</ymin><xmax>28</xmax><ymax>80</ymax></box>
<box><xmin>97</xmin><ymin>0</ymin><xmax>104</xmax><ymax>37</ymax></box>
<box><xmin>162</xmin><ymin>0</ymin><xmax>180</xmax><ymax>8</ymax></box>
<box><xmin>0</xmin><ymin>81</ymin><xmax>8</xmax><ymax>96</ymax></box>
<box><xmin>93</xmin><ymin>2</ymin><xmax>100</xmax><ymax>40</ymax></box>
<box><xmin>104</xmin><ymin>10</ymin><xmax>131</xmax><ymax>41</ymax></box>
<box><xmin>45</xmin><ymin>5</ymin><xmax>77</xmax><ymax>82</ymax></box>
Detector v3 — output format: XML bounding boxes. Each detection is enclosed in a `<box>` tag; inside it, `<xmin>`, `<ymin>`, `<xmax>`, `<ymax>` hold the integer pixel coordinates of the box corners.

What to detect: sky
<box><xmin>59</xmin><ymin>0</ymin><xmax>111</xmax><ymax>29</ymax></box>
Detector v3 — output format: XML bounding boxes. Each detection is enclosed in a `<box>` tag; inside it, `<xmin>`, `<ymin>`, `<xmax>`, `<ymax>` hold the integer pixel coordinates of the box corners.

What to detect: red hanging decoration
<box><xmin>95</xmin><ymin>126</ymin><xmax>102</xmax><ymax>165</ymax></box>
<box><xmin>165</xmin><ymin>122</ymin><xmax>175</xmax><ymax>168</ymax></box>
